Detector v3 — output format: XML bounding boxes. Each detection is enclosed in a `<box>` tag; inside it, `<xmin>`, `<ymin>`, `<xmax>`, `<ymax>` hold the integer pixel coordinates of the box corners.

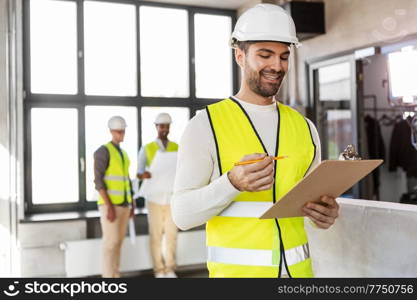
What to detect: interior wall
<box><xmin>237</xmin><ymin>0</ymin><xmax>261</xmax><ymax>16</ymax></box>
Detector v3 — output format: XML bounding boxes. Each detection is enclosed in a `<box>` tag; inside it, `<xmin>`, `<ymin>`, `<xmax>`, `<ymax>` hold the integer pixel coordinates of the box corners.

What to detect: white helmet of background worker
<box><xmin>230</xmin><ymin>3</ymin><xmax>300</xmax><ymax>48</ymax></box>
<box><xmin>154</xmin><ymin>113</ymin><xmax>172</xmax><ymax>125</ymax></box>
<box><xmin>108</xmin><ymin>116</ymin><xmax>127</xmax><ymax>130</ymax></box>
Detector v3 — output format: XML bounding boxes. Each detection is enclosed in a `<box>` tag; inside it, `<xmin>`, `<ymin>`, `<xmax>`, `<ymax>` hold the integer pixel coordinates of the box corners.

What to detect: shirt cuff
<box><xmin>217</xmin><ymin>172</ymin><xmax>241</xmax><ymax>200</ymax></box>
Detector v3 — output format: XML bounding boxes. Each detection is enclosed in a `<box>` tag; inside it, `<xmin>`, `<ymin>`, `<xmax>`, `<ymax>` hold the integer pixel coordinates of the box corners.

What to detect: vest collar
<box><xmin>230</xmin><ymin>96</ymin><xmax>277</xmax><ymax>113</ymax></box>
<box><xmin>155</xmin><ymin>138</ymin><xmax>169</xmax><ymax>151</ymax></box>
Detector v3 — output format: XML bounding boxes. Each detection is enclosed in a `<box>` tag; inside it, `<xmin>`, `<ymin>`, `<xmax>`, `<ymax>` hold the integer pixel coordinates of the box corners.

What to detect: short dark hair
<box><xmin>232</xmin><ymin>39</ymin><xmax>291</xmax><ymax>53</ymax></box>
<box><xmin>231</xmin><ymin>39</ymin><xmax>258</xmax><ymax>53</ymax></box>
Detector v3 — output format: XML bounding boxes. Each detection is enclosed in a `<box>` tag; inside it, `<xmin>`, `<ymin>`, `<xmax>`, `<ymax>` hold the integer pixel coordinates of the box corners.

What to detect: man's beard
<box><xmin>246</xmin><ymin>67</ymin><xmax>285</xmax><ymax>98</ymax></box>
<box><xmin>159</xmin><ymin>132</ymin><xmax>168</xmax><ymax>139</ymax></box>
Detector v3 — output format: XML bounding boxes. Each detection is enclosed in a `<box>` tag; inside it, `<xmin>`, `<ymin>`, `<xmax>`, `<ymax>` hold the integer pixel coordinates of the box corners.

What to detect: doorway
<box><xmin>308</xmin><ymin>54</ymin><xmax>360</xmax><ymax>198</ymax></box>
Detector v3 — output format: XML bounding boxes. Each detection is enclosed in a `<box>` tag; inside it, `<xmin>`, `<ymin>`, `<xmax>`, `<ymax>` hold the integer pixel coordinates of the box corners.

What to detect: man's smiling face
<box><xmin>239</xmin><ymin>41</ymin><xmax>290</xmax><ymax>97</ymax></box>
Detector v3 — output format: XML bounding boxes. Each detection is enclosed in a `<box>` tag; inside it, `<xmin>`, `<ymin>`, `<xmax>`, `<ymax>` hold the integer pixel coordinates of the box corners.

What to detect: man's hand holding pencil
<box><xmin>227</xmin><ymin>153</ymin><xmax>278</xmax><ymax>192</ymax></box>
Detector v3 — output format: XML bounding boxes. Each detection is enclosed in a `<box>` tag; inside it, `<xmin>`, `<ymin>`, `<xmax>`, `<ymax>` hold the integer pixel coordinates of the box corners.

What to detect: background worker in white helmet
<box><xmin>137</xmin><ymin>113</ymin><xmax>179</xmax><ymax>278</ymax></box>
<box><xmin>171</xmin><ymin>4</ymin><xmax>339</xmax><ymax>278</ymax></box>
<box><xmin>93</xmin><ymin>116</ymin><xmax>135</xmax><ymax>278</ymax></box>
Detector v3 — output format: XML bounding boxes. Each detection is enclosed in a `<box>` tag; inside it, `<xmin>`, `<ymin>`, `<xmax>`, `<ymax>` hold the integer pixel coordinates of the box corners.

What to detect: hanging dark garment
<box><xmin>389</xmin><ymin>119</ymin><xmax>417</xmax><ymax>178</ymax></box>
<box><xmin>364</xmin><ymin>115</ymin><xmax>385</xmax><ymax>196</ymax></box>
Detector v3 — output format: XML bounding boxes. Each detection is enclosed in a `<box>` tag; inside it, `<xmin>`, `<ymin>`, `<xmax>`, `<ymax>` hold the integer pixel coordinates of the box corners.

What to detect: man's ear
<box><xmin>234</xmin><ymin>47</ymin><xmax>245</xmax><ymax>69</ymax></box>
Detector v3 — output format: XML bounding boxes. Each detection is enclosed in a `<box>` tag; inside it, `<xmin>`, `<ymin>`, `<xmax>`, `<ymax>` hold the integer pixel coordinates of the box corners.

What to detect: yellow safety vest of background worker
<box><xmin>94</xmin><ymin>115</ymin><xmax>135</xmax><ymax>278</ymax></box>
<box><xmin>137</xmin><ymin>112</ymin><xmax>179</xmax><ymax>278</ymax></box>
<box><xmin>171</xmin><ymin>3</ymin><xmax>340</xmax><ymax>278</ymax></box>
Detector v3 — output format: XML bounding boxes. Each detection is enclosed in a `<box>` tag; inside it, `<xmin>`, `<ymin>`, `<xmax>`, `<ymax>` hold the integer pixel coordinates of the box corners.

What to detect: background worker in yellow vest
<box><xmin>94</xmin><ymin>116</ymin><xmax>135</xmax><ymax>278</ymax></box>
<box><xmin>171</xmin><ymin>4</ymin><xmax>340</xmax><ymax>278</ymax></box>
<box><xmin>137</xmin><ymin>113</ymin><xmax>179</xmax><ymax>278</ymax></box>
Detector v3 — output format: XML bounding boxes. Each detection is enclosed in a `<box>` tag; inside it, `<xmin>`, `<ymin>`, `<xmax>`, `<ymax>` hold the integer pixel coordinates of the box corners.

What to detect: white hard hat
<box><xmin>231</xmin><ymin>4</ymin><xmax>300</xmax><ymax>48</ymax></box>
<box><xmin>154</xmin><ymin>113</ymin><xmax>172</xmax><ymax>125</ymax></box>
<box><xmin>108</xmin><ymin>116</ymin><xmax>127</xmax><ymax>130</ymax></box>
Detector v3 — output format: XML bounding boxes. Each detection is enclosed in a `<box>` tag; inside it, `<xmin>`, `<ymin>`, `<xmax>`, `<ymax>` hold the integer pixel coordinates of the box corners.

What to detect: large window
<box><xmin>24</xmin><ymin>0</ymin><xmax>236</xmax><ymax>213</ymax></box>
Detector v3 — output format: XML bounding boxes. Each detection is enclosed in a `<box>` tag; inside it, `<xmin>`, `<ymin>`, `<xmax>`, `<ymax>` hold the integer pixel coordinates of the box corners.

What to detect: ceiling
<box><xmin>141</xmin><ymin>0</ymin><xmax>251</xmax><ymax>10</ymax></box>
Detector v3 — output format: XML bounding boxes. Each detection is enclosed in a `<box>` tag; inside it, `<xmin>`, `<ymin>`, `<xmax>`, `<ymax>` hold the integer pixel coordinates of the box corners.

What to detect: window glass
<box><xmin>140</xmin><ymin>6</ymin><xmax>189</xmax><ymax>97</ymax></box>
<box><xmin>194</xmin><ymin>14</ymin><xmax>232</xmax><ymax>99</ymax></box>
<box><xmin>318</xmin><ymin>62</ymin><xmax>351</xmax><ymax>101</ymax></box>
<box><xmin>31</xmin><ymin>108</ymin><xmax>79</xmax><ymax>204</ymax></box>
<box><xmin>84</xmin><ymin>1</ymin><xmax>137</xmax><ymax>96</ymax></box>
<box><xmin>388</xmin><ymin>50</ymin><xmax>417</xmax><ymax>99</ymax></box>
<box><xmin>30</xmin><ymin>0</ymin><xmax>77</xmax><ymax>94</ymax></box>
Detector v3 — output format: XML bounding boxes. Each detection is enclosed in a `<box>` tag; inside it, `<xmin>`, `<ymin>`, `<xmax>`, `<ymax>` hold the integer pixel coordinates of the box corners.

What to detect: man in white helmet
<box><xmin>137</xmin><ymin>112</ymin><xmax>179</xmax><ymax>278</ymax></box>
<box><xmin>93</xmin><ymin>115</ymin><xmax>135</xmax><ymax>278</ymax></box>
<box><xmin>171</xmin><ymin>4</ymin><xmax>339</xmax><ymax>278</ymax></box>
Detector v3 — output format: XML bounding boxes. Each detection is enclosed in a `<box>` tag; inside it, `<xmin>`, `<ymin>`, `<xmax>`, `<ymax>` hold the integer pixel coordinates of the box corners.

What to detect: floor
<box><xmin>127</xmin><ymin>264</ymin><xmax>209</xmax><ymax>278</ymax></box>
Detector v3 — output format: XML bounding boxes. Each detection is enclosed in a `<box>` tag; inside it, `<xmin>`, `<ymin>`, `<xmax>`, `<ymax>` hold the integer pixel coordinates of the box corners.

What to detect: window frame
<box><xmin>23</xmin><ymin>0</ymin><xmax>238</xmax><ymax>214</ymax></box>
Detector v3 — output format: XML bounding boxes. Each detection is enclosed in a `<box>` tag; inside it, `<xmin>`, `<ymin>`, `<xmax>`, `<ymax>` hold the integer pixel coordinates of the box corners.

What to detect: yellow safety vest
<box><xmin>98</xmin><ymin>142</ymin><xmax>132</xmax><ymax>205</ymax></box>
<box><xmin>144</xmin><ymin>141</ymin><xmax>178</xmax><ymax>167</ymax></box>
<box><xmin>206</xmin><ymin>97</ymin><xmax>316</xmax><ymax>278</ymax></box>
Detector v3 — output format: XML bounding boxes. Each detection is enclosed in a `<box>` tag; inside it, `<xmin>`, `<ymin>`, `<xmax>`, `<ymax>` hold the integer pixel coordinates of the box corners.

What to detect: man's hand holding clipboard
<box><xmin>260</xmin><ymin>159</ymin><xmax>383</xmax><ymax>222</ymax></box>
<box><xmin>302</xmin><ymin>195</ymin><xmax>340</xmax><ymax>229</ymax></box>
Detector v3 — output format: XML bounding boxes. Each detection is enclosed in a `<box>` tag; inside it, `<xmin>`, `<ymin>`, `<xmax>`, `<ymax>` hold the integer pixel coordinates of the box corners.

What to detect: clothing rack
<box><xmin>363</xmin><ymin>94</ymin><xmax>417</xmax><ymax>114</ymax></box>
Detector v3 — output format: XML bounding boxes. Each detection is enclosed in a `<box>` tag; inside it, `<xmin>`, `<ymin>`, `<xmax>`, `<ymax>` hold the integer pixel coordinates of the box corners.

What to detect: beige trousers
<box><xmin>147</xmin><ymin>201</ymin><xmax>178</xmax><ymax>274</ymax></box>
<box><xmin>99</xmin><ymin>205</ymin><xmax>130</xmax><ymax>278</ymax></box>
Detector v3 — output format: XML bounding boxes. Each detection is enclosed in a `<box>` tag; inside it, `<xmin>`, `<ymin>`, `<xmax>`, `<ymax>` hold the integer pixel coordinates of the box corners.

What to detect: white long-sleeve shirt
<box><xmin>171</xmin><ymin>98</ymin><xmax>321</xmax><ymax>230</ymax></box>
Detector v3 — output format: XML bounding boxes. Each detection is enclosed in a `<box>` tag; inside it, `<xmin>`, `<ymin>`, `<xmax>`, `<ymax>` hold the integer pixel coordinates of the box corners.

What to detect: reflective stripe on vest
<box><xmin>145</xmin><ymin>141</ymin><xmax>178</xmax><ymax>167</ymax></box>
<box><xmin>97</xmin><ymin>142</ymin><xmax>132</xmax><ymax>205</ymax></box>
<box><xmin>206</xmin><ymin>98</ymin><xmax>316</xmax><ymax>278</ymax></box>
<box><xmin>106</xmin><ymin>190</ymin><xmax>125</xmax><ymax>196</ymax></box>
<box><xmin>219</xmin><ymin>201</ymin><xmax>273</xmax><ymax>218</ymax></box>
<box><xmin>207</xmin><ymin>243</ymin><xmax>310</xmax><ymax>267</ymax></box>
<box><xmin>103</xmin><ymin>175</ymin><xmax>128</xmax><ymax>181</ymax></box>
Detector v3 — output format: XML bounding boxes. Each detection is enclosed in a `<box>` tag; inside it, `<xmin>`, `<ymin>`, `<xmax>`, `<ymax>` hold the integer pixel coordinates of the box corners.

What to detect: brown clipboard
<box><xmin>259</xmin><ymin>159</ymin><xmax>383</xmax><ymax>219</ymax></box>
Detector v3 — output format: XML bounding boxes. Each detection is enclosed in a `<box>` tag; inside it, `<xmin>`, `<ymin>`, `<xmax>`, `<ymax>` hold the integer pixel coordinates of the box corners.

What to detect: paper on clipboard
<box><xmin>138</xmin><ymin>151</ymin><xmax>177</xmax><ymax>199</ymax></box>
<box><xmin>260</xmin><ymin>159</ymin><xmax>383</xmax><ymax>219</ymax></box>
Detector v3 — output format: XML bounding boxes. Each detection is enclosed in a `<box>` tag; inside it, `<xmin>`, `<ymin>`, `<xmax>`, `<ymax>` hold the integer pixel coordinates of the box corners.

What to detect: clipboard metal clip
<box><xmin>338</xmin><ymin>144</ymin><xmax>362</xmax><ymax>160</ymax></box>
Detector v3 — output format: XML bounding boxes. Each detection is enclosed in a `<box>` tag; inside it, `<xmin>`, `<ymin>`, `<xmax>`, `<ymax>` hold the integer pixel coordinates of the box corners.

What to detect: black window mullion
<box><xmin>23</xmin><ymin>104</ymin><xmax>33</xmax><ymax>215</ymax></box>
<box><xmin>78</xmin><ymin>105</ymin><xmax>87</xmax><ymax>210</ymax></box>
<box><xmin>188</xmin><ymin>9</ymin><xmax>196</xmax><ymax>102</ymax></box>
<box><xmin>136</xmin><ymin>3</ymin><xmax>141</xmax><ymax>100</ymax></box>
<box><xmin>77</xmin><ymin>0</ymin><xmax>85</xmax><ymax>97</ymax></box>
<box><xmin>23</xmin><ymin>0</ymin><xmax>31</xmax><ymax>97</ymax></box>
<box><xmin>137</xmin><ymin>106</ymin><xmax>143</xmax><ymax>150</ymax></box>
<box><xmin>231</xmin><ymin>14</ymin><xmax>239</xmax><ymax>94</ymax></box>
<box><xmin>136</xmin><ymin>3</ymin><xmax>143</xmax><ymax>151</ymax></box>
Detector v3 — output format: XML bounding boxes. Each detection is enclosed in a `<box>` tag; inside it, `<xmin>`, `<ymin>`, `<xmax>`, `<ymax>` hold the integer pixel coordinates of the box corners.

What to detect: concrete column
<box><xmin>0</xmin><ymin>0</ymin><xmax>23</xmax><ymax>277</ymax></box>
